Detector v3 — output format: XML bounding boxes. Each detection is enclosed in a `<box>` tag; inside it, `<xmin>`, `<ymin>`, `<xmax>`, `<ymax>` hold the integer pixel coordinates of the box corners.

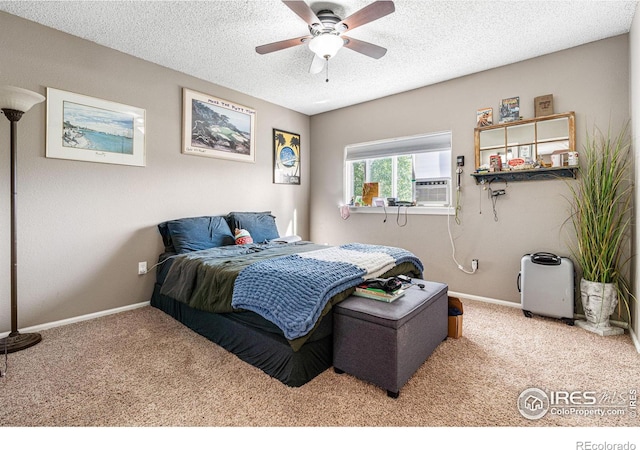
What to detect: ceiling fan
<box><xmin>256</xmin><ymin>1</ymin><xmax>395</xmax><ymax>80</ymax></box>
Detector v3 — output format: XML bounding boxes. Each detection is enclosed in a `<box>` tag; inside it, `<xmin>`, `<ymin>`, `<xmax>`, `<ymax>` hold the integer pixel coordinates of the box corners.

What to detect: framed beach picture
<box><xmin>45</xmin><ymin>87</ymin><xmax>146</xmax><ymax>167</ymax></box>
<box><xmin>273</xmin><ymin>129</ymin><xmax>300</xmax><ymax>184</ymax></box>
<box><xmin>182</xmin><ymin>88</ymin><xmax>256</xmax><ymax>163</ymax></box>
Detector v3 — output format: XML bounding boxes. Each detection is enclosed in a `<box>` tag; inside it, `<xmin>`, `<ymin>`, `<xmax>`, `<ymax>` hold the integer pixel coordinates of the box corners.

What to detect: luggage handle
<box><xmin>517</xmin><ymin>272</ymin><xmax>521</xmax><ymax>292</ymax></box>
<box><xmin>531</xmin><ymin>252</ymin><xmax>561</xmax><ymax>266</ymax></box>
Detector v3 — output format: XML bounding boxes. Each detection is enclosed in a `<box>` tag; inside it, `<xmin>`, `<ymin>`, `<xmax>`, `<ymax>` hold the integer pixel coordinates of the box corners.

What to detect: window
<box><xmin>344</xmin><ymin>131</ymin><xmax>452</xmax><ymax>206</ymax></box>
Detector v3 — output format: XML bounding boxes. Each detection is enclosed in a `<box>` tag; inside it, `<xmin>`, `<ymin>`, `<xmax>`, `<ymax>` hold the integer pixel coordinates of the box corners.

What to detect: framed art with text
<box><xmin>273</xmin><ymin>128</ymin><xmax>300</xmax><ymax>184</ymax></box>
<box><xmin>476</xmin><ymin>107</ymin><xmax>493</xmax><ymax>127</ymax></box>
<box><xmin>182</xmin><ymin>88</ymin><xmax>256</xmax><ymax>163</ymax></box>
<box><xmin>45</xmin><ymin>87</ymin><xmax>146</xmax><ymax>166</ymax></box>
<box><xmin>499</xmin><ymin>96</ymin><xmax>520</xmax><ymax>123</ymax></box>
<box><xmin>534</xmin><ymin>94</ymin><xmax>554</xmax><ymax>117</ymax></box>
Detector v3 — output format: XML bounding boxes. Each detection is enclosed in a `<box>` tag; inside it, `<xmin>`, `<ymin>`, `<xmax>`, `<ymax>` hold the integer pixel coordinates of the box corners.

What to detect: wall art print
<box><xmin>273</xmin><ymin>128</ymin><xmax>300</xmax><ymax>184</ymax></box>
<box><xmin>46</xmin><ymin>87</ymin><xmax>146</xmax><ymax>166</ymax></box>
<box><xmin>182</xmin><ymin>88</ymin><xmax>256</xmax><ymax>163</ymax></box>
<box><xmin>499</xmin><ymin>96</ymin><xmax>520</xmax><ymax>123</ymax></box>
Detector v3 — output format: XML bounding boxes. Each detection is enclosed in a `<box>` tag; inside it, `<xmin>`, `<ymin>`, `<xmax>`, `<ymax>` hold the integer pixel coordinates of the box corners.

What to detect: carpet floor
<box><xmin>1</xmin><ymin>298</ymin><xmax>638</xmax><ymax>433</ymax></box>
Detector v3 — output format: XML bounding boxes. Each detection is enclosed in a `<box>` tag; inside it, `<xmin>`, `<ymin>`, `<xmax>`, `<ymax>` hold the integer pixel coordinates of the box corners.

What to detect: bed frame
<box><xmin>150</xmin><ymin>283</ymin><xmax>333</xmax><ymax>387</ymax></box>
<box><xmin>149</xmin><ymin>235</ymin><xmax>427</xmax><ymax>388</ymax></box>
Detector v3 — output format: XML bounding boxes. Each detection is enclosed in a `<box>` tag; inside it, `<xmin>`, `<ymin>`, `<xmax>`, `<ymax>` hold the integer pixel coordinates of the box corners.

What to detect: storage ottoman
<box><xmin>333</xmin><ymin>280</ymin><xmax>448</xmax><ymax>398</ymax></box>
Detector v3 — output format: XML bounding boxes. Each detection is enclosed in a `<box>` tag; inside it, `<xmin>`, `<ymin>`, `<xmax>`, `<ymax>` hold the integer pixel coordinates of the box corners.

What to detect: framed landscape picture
<box><xmin>45</xmin><ymin>87</ymin><xmax>146</xmax><ymax>166</ymax></box>
<box><xmin>273</xmin><ymin>128</ymin><xmax>300</xmax><ymax>184</ymax></box>
<box><xmin>182</xmin><ymin>88</ymin><xmax>256</xmax><ymax>163</ymax></box>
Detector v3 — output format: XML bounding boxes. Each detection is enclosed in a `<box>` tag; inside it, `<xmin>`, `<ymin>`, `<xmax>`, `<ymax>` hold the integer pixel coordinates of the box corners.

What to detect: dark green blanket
<box><xmin>161</xmin><ymin>242</ymin><xmax>328</xmax><ymax>313</ymax></box>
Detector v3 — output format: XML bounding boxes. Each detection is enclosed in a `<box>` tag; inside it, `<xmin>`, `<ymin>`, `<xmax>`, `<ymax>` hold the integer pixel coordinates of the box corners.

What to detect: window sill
<box><xmin>346</xmin><ymin>205</ymin><xmax>454</xmax><ymax>216</ymax></box>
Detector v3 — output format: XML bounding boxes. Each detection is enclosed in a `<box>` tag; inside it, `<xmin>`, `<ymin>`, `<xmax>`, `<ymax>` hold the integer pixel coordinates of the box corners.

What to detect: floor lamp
<box><xmin>0</xmin><ymin>86</ymin><xmax>45</xmax><ymax>353</ymax></box>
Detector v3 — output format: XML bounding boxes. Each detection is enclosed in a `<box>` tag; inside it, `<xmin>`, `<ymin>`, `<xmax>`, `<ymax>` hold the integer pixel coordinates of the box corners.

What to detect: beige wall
<box><xmin>310</xmin><ymin>36</ymin><xmax>630</xmax><ymax>307</ymax></box>
<box><xmin>0</xmin><ymin>11</ymin><xmax>635</xmax><ymax>338</ymax></box>
<box><xmin>0</xmin><ymin>12</ymin><xmax>311</xmax><ymax>331</ymax></box>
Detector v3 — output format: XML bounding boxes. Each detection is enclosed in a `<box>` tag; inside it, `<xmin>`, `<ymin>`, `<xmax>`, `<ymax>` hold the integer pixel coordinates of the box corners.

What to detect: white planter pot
<box><xmin>575</xmin><ymin>278</ymin><xmax>623</xmax><ymax>336</ymax></box>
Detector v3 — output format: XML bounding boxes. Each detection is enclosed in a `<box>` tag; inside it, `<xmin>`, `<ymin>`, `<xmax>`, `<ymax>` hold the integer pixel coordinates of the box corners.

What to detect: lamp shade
<box><xmin>308</xmin><ymin>34</ymin><xmax>344</xmax><ymax>59</ymax></box>
<box><xmin>0</xmin><ymin>86</ymin><xmax>45</xmax><ymax>113</ymax></box>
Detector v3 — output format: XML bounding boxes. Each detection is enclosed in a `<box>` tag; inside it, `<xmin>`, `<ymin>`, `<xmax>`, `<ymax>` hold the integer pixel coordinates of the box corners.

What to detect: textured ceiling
<box><xmin>0</xmin><ymin>0</ymin><xmax>637</xmax><ymax>115</ymax></box>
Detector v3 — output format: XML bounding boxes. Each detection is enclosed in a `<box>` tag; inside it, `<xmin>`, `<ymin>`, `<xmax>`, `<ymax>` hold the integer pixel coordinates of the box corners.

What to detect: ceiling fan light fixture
<box><xmin>308</xmin><ymin>33</ymin><xmax>344</xmax><ymax>59</ymax></box>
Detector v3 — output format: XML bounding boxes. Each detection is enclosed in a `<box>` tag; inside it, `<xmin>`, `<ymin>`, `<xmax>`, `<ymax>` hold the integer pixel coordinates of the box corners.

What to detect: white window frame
<box><xmin>350</xmin><ymin>156</ymin><xmax>406</xmax><ymax>201</ymax></box>
<box><xmin>343</xmin><ymin>131</ymin><xmax>454</xmax><ymax>215</ymax></box>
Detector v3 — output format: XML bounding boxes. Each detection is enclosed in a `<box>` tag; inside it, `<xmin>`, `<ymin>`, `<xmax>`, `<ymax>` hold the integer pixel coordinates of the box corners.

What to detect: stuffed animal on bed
<box><xmin>234</xmin><ymin>228</ymin><xmax>253</xmax><ymax>245</ymax></box>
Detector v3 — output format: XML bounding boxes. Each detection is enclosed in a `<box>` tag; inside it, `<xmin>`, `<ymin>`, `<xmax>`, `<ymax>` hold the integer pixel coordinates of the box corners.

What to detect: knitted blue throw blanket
<box><xmin>231</xmin><ymin>243</ymin><xmax>424</xmax><ymax>340</ymax></box>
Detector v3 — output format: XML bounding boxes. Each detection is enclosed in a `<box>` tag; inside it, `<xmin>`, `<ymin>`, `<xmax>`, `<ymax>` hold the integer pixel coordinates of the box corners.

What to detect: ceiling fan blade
<box><xmin>256</xmin><ymin>35</ymin><xmax>310</xmax><ymax>54</ymax></box>
<box><xmin>282</xmin><ymin>1</ymin><xmax>321</xmax><ymax>26</ymax></box>
<box><xmin>336</xmin><ymin>1</ymin><xmax>395</xmax><ymax>32</ymax></box>
<box><xmin>343</xmin><ymin>37</ymin><xmax>387</xmax><ymax>59</ymax></box>
<box><xmin>309</xmin><ymin>55</ymin><xmax>325</xmax><ymax>74</ymax></box>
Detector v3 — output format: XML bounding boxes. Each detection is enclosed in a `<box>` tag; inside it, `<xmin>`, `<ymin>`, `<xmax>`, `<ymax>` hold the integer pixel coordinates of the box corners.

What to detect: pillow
<box><xmin>226</xmin><ymin>212</ymin><xmax>279</xmax><ymax>243</ymax></box>
<box><xmin>164</xmin><ymin>216</ymin><xmax>235</xmax><ymax>254</ymax></box>
<box><xmin>234</xmin><ymin>228</ymin><xmax>253</xmax><ymax>245</ymax></box>
<box><xmin>157</xmin><ymin>222</ymin><xmax>175</xmax><ymax>253</ymax></box>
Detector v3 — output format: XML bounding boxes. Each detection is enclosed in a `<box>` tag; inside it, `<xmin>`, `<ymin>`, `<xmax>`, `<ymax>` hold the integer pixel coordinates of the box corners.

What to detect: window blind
<box><xmin>344</xmin><ymin>131</ymin><xmax>452</xmax><ymax>162</ymax></box>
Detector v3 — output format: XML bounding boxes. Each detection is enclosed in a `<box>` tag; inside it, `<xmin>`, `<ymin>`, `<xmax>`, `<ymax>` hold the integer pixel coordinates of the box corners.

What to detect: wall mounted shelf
<box><xmin>475</xmin><ymin>111</ymin><xmax>576</xmax><ymax>173</ymax></box>
<box><xmin>470</xmin><ymin>166</ymin><xmax>578</xmax><ymax>184</ymax></box>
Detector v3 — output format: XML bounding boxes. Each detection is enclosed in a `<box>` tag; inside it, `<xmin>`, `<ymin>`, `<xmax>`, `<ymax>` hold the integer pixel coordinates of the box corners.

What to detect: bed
<box><xmin>150</xmin><ymin>212</ymin><xmax>424</xmax><ymax>387</ymax></box>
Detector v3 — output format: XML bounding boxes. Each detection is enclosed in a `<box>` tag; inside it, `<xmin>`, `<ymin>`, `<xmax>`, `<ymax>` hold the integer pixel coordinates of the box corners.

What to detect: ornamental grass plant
<box><xmin>566</xmin><ymin>121</ymin><xmax>633</xmax><ymax>324</ymax></box>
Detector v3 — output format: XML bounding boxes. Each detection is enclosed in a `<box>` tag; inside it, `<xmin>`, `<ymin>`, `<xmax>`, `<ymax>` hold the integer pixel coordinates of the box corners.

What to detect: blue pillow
<box><xmin>164</xmin><ymin>216</ymin><xmax>235</xmax><ymax>253</ymax></box>
<box><xmin>226</xmin><ymin>212</ymin><xmax>279</xmax><ymax>244</ymax></box>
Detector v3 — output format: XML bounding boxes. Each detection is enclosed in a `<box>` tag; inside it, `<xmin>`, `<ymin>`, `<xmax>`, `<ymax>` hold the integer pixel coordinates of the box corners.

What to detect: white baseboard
<box><xmin>448</xmin><ymin>290</ymin><xmax>521</xmax><ymax>309</ymax></box>
<box><xmin>630</xmin><ymin>329</ymin><xmax>640</xmax><ymax>352</ymax></box>
<box><xmin>4</xmin><ymin>292</ymin><xmax>640</xmax><ymax>354</ymax></box>
<box><xmin>0</xmin><ymin>301</ymin><xmax>150</xmax><ymax>338</ymax></box>
<box><xmin>449</xmin><ymin>290</ymin><xmax>640</xmax><ymax>354</ymax></box>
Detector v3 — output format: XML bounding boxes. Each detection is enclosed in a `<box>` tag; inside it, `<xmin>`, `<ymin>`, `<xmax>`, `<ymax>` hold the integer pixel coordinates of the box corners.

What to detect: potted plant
<box><xmin>566</xmin><ymin>121</ymin><xmax>633</xmax><ymax>336</ymax></box>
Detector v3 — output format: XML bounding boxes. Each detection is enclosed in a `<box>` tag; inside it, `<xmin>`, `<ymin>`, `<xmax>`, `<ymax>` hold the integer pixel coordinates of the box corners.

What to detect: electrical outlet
<box><xmin>138</xmin><ymin>261</ymin><xmax>147</xmax><ymax>275</ymax></box>
<box><xmin>472</xmin><ymin>259</ymin><xmax>479</xmax><ymax>271</ymax></box>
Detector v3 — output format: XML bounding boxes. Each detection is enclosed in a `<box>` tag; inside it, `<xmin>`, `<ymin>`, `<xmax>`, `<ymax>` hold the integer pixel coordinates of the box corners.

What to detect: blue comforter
<box><xmin>231</xmin><ymin>243</ymin><xmax>424</xmax><ymax>340</ymax></box>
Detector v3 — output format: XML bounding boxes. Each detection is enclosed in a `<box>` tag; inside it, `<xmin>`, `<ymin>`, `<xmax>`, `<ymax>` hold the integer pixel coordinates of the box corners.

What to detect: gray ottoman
<box><xmin>333</xmin><ymin>280</ymin><xmax>448</xmax><ymax>398</ymax></box>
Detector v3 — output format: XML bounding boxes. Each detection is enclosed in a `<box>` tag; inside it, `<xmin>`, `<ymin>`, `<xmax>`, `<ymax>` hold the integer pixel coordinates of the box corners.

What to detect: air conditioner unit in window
<box><xmin>414</xmin><ymin>178</ymin><xmax>450</xmax><ymax>206</ymax></box>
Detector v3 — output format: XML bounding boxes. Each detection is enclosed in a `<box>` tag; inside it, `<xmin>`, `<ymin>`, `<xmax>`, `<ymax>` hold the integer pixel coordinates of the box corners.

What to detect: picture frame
<box><xmin>273</xmin><ymin>128</ymin><xmax>300</xmax><ymax>184</ymax></box>
<box><xmin>476</xmin><ymin>107</ymin><xmax>493</xmax><ymax>127</ymax></box>
<box><xmin>45</xmin><ymin>87</ymin><xmax>146</xmax><ymax>167</ymax></box>
<box><xmin>534</xmin><ymin>94</ymin><xmax>554</xmax><ymax>117</ymax></box>
<box><xmin>362</xmin><ymin>182</ymin><xmax>380</xmax><ymax>206</ymax></box>
<box><xmin>499</xmin><ymin>96</ymin><xmax>520</xmax><ymax>123</ymax></box>
<box><xmin>182</xmin><ymin>88</ymin><xmax>256</xmax><ymax>163</ymax></box>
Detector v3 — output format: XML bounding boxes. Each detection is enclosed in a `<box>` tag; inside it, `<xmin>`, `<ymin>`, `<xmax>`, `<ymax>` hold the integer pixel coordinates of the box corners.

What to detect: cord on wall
<box><xmin>396</xmin><ymin>206</ymin><xmax>409</xmax><ymax>227</ymax></box>
<box><xmin>487</xmin><ymin>182</ymin><xmax>507</xmax><ymax>222</ymax></box>
<box><xmin>447</xmin><ymin>166</ymin><xmax>477</xmax><ymax>275</ymax></box>
<box><xmin>454</xmin><ymin>167</ymin><xmax>463</xmax><ymax>225</ymax></box>
<box><xmin>142</xmin><ymin>254</ymin><xmax>181</xmax><ymax>275</ymax></box>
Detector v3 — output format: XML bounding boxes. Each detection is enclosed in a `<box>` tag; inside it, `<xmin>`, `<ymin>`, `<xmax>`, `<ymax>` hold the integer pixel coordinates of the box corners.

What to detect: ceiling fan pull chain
<box><xmin>325</xmin><ymin>56</ymin><xmax>329</xmax><ymax>82</ymax></box>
